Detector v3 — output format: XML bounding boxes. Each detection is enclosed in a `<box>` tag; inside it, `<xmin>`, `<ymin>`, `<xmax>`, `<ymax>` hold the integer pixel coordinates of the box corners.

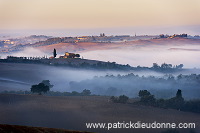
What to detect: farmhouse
<box><xmin>59</xmin><ymin>52</ymin><xmax>80</xmax><ymax>58</ymax></box>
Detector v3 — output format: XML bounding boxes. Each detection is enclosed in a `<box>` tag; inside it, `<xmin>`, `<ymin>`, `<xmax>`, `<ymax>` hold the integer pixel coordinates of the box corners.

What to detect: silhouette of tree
<box><xmin>176</xmin><ymin>64</ymin><xmax>184</xmax><ymax>69</ymax></box>
<box><xmin>152</xmin><ymin>63</ymin><xmax>160</xmax><ymax>69</ymax></box>
<box><xmin>161</xmin><ymin>63</ymin><xmax>172</xmax><ymax>69</ymax></box>
<box><xmin>139</xmin><ymin>90</ymin><xmax>156</xmax><ymax>105</ymax></box>
<box><xmin>41</xmin><ymin>80</ymin><xmax>54</xmax><ymax>88</ymax></box>
<box><xmin>81</xmin><ymin>89</ymin><xmax>91</xmax><ymax>96</ymax></box>
<box><xmin>176</xmin><ymin>89</ymin><xmax>182</xmax><ymax>98</ymax></box>
<box><xmin>75</xmin><ymin>54</ymin><xmax>80</xmax><ymax>58</ymax></box>
<box><xmin>110</xmin><ymin>96</ymin><xmax>118</xmax><ymax>103</ymax></box>
<box><xmin>139</xmin><ymin>90</ymin><xmax>151</xmax><ymax>97</ymax></box>
<box><xmin>110</xmin><ymin>95</ymin><xmax>129</xmax><ymax>103</ymax></box>
<box><xmin>31</xmin><ymin>83</ymin><xmax>49</xmax><ymax>95</ymax></box>
<box><xmin>118</xmin><ymin>95</ymin><xmax>129</xmax><ymax>103</ymax></box>
<box><xmin>71</xmin><ymin>91</ymin><xmax>79</xmax><ymax>96</ymax></box>
<box><xmin>53</xmin><ymin>48</ymin><xmax>57</xmax><ymax>58</ymax></box>
<box><xmin>167</xmin><ymin>89</ymin><xmax>184</xmax><ymax>110</ymax></box>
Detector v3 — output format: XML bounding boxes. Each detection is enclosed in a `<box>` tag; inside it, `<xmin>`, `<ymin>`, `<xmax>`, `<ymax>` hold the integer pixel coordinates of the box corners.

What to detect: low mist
<box><xmin>80</xmin><ymin>44</ymin><xmax>200</xmax><ymax>68</ymax></box>
<box><xmin>0</xmin><ymin>63</ymin><xmax>137</xmax><ymax>91</ymax></box>
<box><xmin>0</xmin><ymin>62</ymin><xmax>200</xmax><ymax>100</ymax></box>
<box><xmin>1</xmin><ymin>42</ymin><xmax>200</xmax><ymax>100</ymax></box>
<box><xmin>69</xmin><ymin>73</ymin><xmax>200</xmax><ymax>100</ymax></box>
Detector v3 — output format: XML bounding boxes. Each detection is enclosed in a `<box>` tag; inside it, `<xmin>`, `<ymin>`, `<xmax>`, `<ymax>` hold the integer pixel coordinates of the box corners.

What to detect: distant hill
<box><xmin>37</xmin><ymin>38</ymin><xmax>200</xmax><ymax>54</ymax></box>
<box><xmin>1</xmin><ymin>36</ymin><xmax>200</xmax><ymax>54</ymax></box>
<box><xmin>0</xmin><ymin>35</ymin><xmax>51</xmax><ymax>51</ymax></box>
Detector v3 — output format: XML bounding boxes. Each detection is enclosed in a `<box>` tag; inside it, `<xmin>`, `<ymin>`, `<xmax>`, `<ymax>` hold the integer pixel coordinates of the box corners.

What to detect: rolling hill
<box><xmin>0</xmin><ymin>94</ymin><xmax>199</xmax><ymax>133</ymax></box>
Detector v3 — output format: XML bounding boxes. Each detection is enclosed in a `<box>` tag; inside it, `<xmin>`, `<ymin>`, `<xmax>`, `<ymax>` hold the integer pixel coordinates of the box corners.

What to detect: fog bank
<box><xmin>80</xmin><ymin>44</ymin><xmax>200</xmax><ymax>68</ymax></box>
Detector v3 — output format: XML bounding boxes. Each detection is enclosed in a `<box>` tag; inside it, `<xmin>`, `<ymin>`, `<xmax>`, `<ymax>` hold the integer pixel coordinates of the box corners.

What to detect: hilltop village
<box><xmin>0</xmin><ymin>34</ymin><xmax>156</xmax><ymax>53</ymax></box>
<box><xmin>0</xmin><ymin>33</ymin><xmax>199</xmax><ymax>54</ymax></box>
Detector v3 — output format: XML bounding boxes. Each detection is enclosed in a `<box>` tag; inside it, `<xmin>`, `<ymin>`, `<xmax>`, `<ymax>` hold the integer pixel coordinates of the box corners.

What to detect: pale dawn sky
<box><xmin>0</xmin><ymin>0</ymin><xmax>200</xmax><ymax>31</ymax></box>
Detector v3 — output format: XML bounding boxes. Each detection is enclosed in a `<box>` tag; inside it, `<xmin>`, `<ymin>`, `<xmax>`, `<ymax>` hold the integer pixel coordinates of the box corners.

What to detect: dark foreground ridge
<box><xmin>0</xmin><ymin>124</ymin><xmax>92</xmax><ymax>133</ymax></box>
<box><xmin>0</xmin><ymin>94</ymin><xmax>199</xmax><ymax>133</ymax></box>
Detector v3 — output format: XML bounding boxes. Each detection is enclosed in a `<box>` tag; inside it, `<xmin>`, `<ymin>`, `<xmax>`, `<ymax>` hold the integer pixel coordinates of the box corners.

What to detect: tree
<box><xmin>177</xmin><ymin>74</ymin><xmax>183</xmax><ymax>80</ymax></box>
<box><xmin>75</xmin><ymin>54</ymin><xmax>80</xmax><ymax>58</ymax></box>
<box><xmin>71</xmin><ymin>91</ymin><xmax>79</xmax><ymax>96</ymax></box>
<box><xmin>31</xmin><ymin>83</ymin><xmax>49</xmax><ymax>95</ymax></box>
<box><xmin>110</xmin><ymin>96</ymin><xmax>118</xmax><ymax>103</ymax></box>
<box><xmin>167</xmin><ymin>75</ymin><xmax>175</xmax><ymax>81</ymax></box>
<box><xmin>166</xmin><ymin>89</ymin><xmax>184</xmax><ymax>110</ymax></box>
<box><xmin>139</xmin><ymin>90</ymin><xmax>151</xmax><ymax>97</ymax></box>
<box><xmin>118</xmin><ymin>95</ymin><xmax>129</xmax><ymax>103</ymax></box>
<box><xmin>41</xmin><ymin>80</ymin><xmax>54</xmax><ymax>88</ymax></box>
<box><xmin>152</xmin><ymin>63</ymin><xmax>160</xmax><ymax>69</ymax></box>
<box><xmin>176</xmin><ymin>89</ymin><xmax>182</xmax><ymax>98</ymax></box>
<box><xmin>110</xmin><ymin>95</ymin><xmax>129</xmax><ymax>103</ymax></box>
<box><xmin>176</xmin><ymin>64</ymin><xmax>183</xmax><ymax>69</ymax></box>
<box><xmin>53</xmin><ymin>48</ymin><xmax>57</xmax><ymax>58</ymax></box>
<box><xmin>81</xmin><ymin>89</ymin><xmax>91</xmax><ymax>96</ymax></box>
<box><xmin>161</xmin><ymin>63</ymin><xmax>172</xmax><ymax>69</ymax></box>
<box><xmin>139</xmin><ymin>90</ymin><xmax>156</xmax><ymax>105</ymax></box>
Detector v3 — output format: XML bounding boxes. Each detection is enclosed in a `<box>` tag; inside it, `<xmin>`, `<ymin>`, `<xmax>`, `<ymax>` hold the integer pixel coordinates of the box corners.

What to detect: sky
<box><xmin>0</xmin><ymin>0</ymin><xmax>200</xmax><ymax>35</ymax></box>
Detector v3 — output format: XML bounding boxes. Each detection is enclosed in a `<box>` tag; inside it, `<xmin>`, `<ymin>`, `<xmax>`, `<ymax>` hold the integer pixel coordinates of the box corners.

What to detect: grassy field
<box><xmin>0</xmin><ymin>94</ymin><xmax>199</xmax><ymax>133</ymax></box>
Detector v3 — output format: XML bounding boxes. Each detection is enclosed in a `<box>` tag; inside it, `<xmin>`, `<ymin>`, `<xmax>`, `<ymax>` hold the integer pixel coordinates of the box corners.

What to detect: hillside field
<box><xmin>0</xmin><ymin>94</ymin><xmax>199</xmax><ymax>133</ymax></box>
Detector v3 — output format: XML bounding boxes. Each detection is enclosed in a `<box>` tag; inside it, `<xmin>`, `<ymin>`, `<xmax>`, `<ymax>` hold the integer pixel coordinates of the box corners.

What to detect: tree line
<box><xmin>110</xmin><ymin>89</ymin><xmax>200</xmax><ymax>114</ymax></box>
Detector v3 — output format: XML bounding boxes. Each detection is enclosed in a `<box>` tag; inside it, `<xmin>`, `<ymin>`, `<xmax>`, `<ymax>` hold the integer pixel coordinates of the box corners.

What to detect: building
<box><xmin>169</xmin><ymin>34</ymin><xmax>187</xmax><ymax>38</ymax></box>
<box><xmin>59</xmin><ymin>52</ymin><xmax>80</xmax><ymax>58</ymax></box>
